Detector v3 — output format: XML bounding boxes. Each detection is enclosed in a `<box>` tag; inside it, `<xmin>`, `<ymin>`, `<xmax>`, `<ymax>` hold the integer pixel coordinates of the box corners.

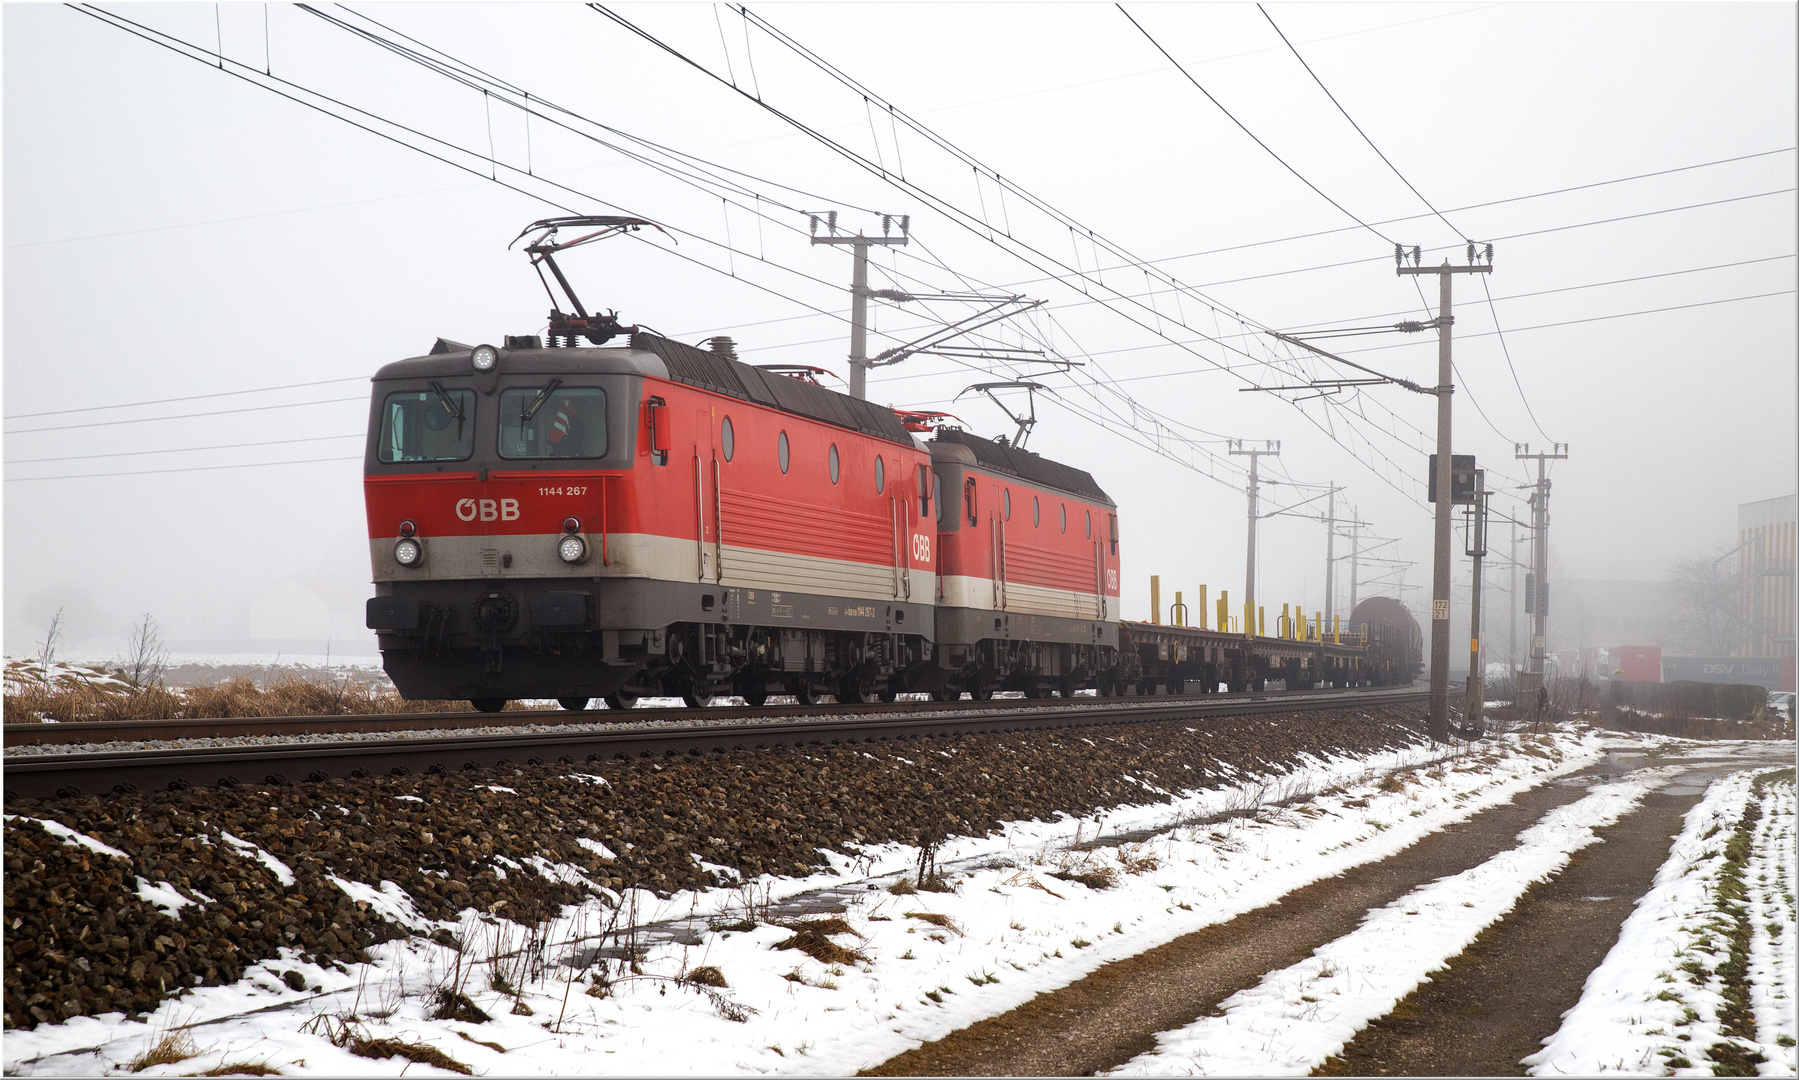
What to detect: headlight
<box><xmin>394</xmin><ymin>537</ymin><xmax>423</xmax><ymax>566</ymax></box>
<box><xmin>471</xmin><ymin>344</ymin><xmax>498</xmax><ymax>372</ymax></box>
<box><xmin>557</xmin><ymin>534</ymin><xmax>587</xmax><ymax>564</ymax></box>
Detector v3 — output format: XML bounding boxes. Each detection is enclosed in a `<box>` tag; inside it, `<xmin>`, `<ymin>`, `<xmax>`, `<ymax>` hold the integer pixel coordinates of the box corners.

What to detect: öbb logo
<box><xmin>455</xmin><ymin>498</ymin><xmax>520</xmax><ymax>522</ymax></box>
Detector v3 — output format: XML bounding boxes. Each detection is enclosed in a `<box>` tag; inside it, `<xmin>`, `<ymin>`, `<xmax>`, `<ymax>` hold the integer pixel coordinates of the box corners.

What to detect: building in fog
<box><xmin>1737</xmin><ymin>495</ymin><xmax>1796</xmax><ymax>660</ymax></box>
<box><xmin>1545</xmin><ymin>579</ymin><xmax>1678</xmax><ymax>655</ymax></box>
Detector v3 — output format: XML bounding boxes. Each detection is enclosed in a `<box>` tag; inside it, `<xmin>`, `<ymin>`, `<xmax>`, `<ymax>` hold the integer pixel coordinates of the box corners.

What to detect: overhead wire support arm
<box><xmin>868</xmin><ymin>297</ymin><xmax>1046</xmax><ymax>368</ymax></box>
<box><xmin>1260</xmin><ymin>330</ymin><xmax>1436</xmax><ymax>396</ymax></box>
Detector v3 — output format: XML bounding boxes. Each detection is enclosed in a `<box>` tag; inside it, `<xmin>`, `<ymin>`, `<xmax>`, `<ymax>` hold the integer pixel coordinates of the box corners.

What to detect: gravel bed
<box><xmin>4</xmin><ymin>703</ymin><xmax>1426</xmax><ymax>1030</ymax></box>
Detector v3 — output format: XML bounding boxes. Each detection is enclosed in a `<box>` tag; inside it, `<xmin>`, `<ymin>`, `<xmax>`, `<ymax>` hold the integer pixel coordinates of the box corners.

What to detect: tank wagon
<box><xmin>1342</xmin><ymin>596</ymin><xmax>1425</xmax><ymax>686</ymax></box>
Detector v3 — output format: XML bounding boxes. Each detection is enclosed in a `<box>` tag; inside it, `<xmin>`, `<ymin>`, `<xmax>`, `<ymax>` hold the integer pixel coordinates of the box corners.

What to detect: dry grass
<box><xmin>199</xmin><ymin>1063</ymin><xmax>281</xmax><ymax>1076</ymax></box>
<box><xmin>126</xmin><ymin>1029</ymin><xmax>198</xmax><ymax>1072</ymax></box>
<box><xmin>685</xmin><ymin>965</ymin><xmax>729</xmax><ymax>988</ymax></box>
<box><xmin>348</xmin><ymin>1037</ymin><xmax>472</xmax><ymax>1075</ymax></box>
<box><xmin>774</xmin><ymin>918</ymin><xmax>866</xmax><ymax>964</ymax></box>
<box><xmin>904</xmin><ymin>911</ymin><xmax>962</xmax><ymax>935</ymax></box>
<box><xmin>1051</xmin><ymin>867</ymin><xmax>1119</xmax><ymax>890</ymax></box>
<box><xmin>3</xmin><ymin>660</ymin><xmax>537</xmax><ymax>723</ymax></box>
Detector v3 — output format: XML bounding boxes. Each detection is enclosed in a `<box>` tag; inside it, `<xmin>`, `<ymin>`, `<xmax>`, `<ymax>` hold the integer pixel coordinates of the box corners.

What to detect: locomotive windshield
<box><xmin>377</xmin><ymin>387</ymin><xmax>475</xmax><ymax>462</ymax></box>
<box><xmin>498</xmin><ymin>386</ymin><xmax>608</xmax><ymax>459</ymax></box>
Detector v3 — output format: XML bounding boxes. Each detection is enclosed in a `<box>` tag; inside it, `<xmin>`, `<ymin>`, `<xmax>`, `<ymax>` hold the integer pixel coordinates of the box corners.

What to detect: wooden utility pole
<box><xmin>1397</xmin><ymin>245</ymin><xmax>1493</xmax><ymax>743</ymax></box>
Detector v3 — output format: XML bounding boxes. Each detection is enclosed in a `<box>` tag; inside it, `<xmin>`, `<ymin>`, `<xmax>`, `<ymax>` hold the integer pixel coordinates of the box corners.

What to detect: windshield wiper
<box><xmin>522</xmin><ymin>378</ymin><xmax>563</xmax><ymax>422</ymax></box>
<box><xmin>427</xmin><ymin>381</ymin><xmax>463</xmax><ymax>420</ymax></box>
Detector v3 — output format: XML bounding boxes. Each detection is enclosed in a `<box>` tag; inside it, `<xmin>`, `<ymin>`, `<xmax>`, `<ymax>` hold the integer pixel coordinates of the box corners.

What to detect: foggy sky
<box><xmin>5</xmin><ymin>3</ymin><xmax>1795</xmax><ymax>662</ymax></box>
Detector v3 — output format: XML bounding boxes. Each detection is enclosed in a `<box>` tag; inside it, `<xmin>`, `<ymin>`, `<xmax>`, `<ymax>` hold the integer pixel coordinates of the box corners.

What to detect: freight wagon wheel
<box><xmin>470</xmin><ymin>698</ymin><xmax>507</xmax><ymax>714</ymax></box>
<box><xmin>791</xmin><ymin>684</ymin><xmax>821</xmax><ymax>706</ymax></box>
<box><xmin>837</xmin><ymin>678</ymin><xmax>877</xmax><ymax>705</ymax></box>
<box><xmin>740</xmin><ymin>687</ymin><xmax>768</xmax><ymax>707</ymax></box>
<box><xmin>558</xmin><ymin>697</ymin><xmax>591</xmax><ymax>712</ymax></box>
<box><xmin>969</xmin><ymin>685</ymin><xmax>993</xmax><ymax>701</ymax></box>
<box><xmin>931</xmin><ymin>687</ymin><xmax>961</xmax><ymax>702</ymax></box>
<box><xmin>602</xmin><ymin>689</ymin><xmax>638</xmax><ymax>711</ymax></box>
<box><xmin>1021</xmin><ymin>683</ymin><xmax>1045</xmax><ymax>699</ymax></box>
<box><xmin>877</xmin><ymin>686</ymin><xmax>898</xmax><ymax>703</ymax></box>
<box><xmin>681</xmin><ymin>691</ymin><xmax>709</xmax><ymax>709</ymax></box>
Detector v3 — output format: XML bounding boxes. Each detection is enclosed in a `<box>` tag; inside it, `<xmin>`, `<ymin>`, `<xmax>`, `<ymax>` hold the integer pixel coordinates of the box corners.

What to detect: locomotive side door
<box><xmin>693</xmin><ymin>410</ymin><xmax>718</xmax><ymax>583</ymax></box>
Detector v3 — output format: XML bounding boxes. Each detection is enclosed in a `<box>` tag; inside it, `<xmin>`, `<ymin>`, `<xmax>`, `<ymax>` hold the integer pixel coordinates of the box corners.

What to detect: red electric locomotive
<box><xmin>363</xmin><ymin>216</ymin><xmax>1121</xmax><ymax>710</ymax></box>
<box><xmin>924</xmin><ymin>428</ymin><xmax>1120</xmax><ymax>699</ymax></box>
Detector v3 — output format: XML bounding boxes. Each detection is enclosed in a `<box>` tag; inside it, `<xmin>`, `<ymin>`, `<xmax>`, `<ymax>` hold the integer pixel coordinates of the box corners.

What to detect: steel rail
<box><xmin>3</xmin><ymin>685</ymin><xmax>1396</xmax><ymax>747</ymax></box>
<box><xmin>4</xmin><ymin>689</ymin><xmax>1426</xmax><ymax>802</ymax></box>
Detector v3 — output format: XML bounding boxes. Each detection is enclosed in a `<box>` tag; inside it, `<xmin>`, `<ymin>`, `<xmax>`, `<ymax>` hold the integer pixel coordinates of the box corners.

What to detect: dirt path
<box><xmin>863</xmin><ymin>770</ymin><xmax>1604</xmax><ymax>1077</ymax></box>
<box><xmin>1315</xmin><ymin>770</ymin><xmax>1740</xmax><ymax>1076</ymax></box>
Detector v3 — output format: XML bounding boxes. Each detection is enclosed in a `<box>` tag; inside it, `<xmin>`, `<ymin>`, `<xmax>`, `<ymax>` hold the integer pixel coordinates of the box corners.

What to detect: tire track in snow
<box><xmin>1105</xmin><ymin>769</ymin><xmax>1676</xmax><ymax>1077</ymax></box>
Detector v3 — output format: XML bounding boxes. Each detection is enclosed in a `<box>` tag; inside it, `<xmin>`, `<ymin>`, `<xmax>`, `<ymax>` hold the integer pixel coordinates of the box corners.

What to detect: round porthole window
<box><xmin>1085</xmin><ymin>510</ymin><xmax>1092</xmax><ymax>537</ymax></box>
<box><xmin>778</xmin><ymin>430</ymin><xmax>790</xmax><ymax>474</ymax></box>
<box><xmin>1032</xmin><ymin>496</ymin><xmax>1040</xmax><ymax>527</ymax></box>
<box><xmin>829</xmin><ymin>444</ymin><xmax>840</xmax><ymax>484</ymax></box>
<box><xmin>1003</xmin><ymin>489</ymin><xmax>1011</xmax><ymax>521</ymax></box>
<box><xmin>874</xmin><ymin>456</ymin><xmax>885</xmax><ymax>493</ymax></box>
<box><xmin>721</xmin><ymin>416</ymin><xmax>735</xmax><ymax>462</ymax></box>
<box><xmin>1060</xmin><ymin>504</ymin><xmax>1067</xmax><ymax>533</ymax></box>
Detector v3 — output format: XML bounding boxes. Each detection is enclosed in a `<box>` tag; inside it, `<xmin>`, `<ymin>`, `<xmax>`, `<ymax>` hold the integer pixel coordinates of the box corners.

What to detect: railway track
<box><xmin>3</xmin><ymin>687</ymin><xmax>1426</xmax><ymax>802</ymax></box>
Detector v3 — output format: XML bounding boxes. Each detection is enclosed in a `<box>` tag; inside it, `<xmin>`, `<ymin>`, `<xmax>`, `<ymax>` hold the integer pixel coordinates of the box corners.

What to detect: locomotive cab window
<box><xmin>378</xmin><ymin>387</ymin><xmax>476</xmax><ymax>463</ymax></box>
<box><xmin>964</xmin><ymin>477</ymin><xmax>977</xmax><ymax>525</ymax></box>
<box><xmin>498</xmin><ymin>386</ymin><xmax>607</xmax><ymax>459</ymax></box>
<box><xmin>931</xmin><ymin>473</ymin><xmax>942</xmax><ymax>523</ymax></box>
<box><xmin>917</xmin><ymin>465</ymin><xmax>932</xmax><ymax>518</ymax></box>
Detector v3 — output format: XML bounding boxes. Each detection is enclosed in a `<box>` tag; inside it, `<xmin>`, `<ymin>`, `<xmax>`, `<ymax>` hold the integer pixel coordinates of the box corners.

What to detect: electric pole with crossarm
<box><xmin>808</xmin><ymin>211</ymin><xmax>910</xmax><ymax>400</ymax></box>
<box><xmin>1397</xmin><ymin>244</ymin><xmax>1493</xmax><ymax>743</ymax></box>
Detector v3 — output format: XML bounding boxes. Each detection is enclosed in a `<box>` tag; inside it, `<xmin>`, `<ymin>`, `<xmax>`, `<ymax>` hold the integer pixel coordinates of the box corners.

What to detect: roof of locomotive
<box><xmin>929</xmin><ymin>427</ymin><xmax>1113</xmax><ymax>505</ymax></box>
<box><xmin>374</xmin><ymin>332</ymin><xmax>915</xmax><ymax>447</ymax></box>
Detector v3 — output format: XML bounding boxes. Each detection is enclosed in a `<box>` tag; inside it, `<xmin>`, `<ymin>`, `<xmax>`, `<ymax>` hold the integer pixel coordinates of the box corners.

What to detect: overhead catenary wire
<box><xmin>1257</xmin><ymin>4</ymin><xmax>1470</xmax><ymax>246</ymax></box>
<box><xmin>5</xmin><ymin>432</ymin><xmax>363</xmax><ymax>465</ymax></box>
<box><xmin>1117</xmin><ymin>4</ymin><xmax>1395</xmax><ymax>247</ymax></box>
<box><xmin>4</xmin><ymin>395</ymin><xmax>368</xmax><ymax>434</ymax></box>
<box><xmin>5</xmin><ymin>455</ymin><xmax>362</xmax><ymax>483</ymax></box>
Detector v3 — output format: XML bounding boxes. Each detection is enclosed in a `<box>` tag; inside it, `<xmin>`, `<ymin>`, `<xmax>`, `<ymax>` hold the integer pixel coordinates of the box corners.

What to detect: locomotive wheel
<box><xmin>558</xmin><ymin>697</ymin><xmax>591</xmax><ymax>711</ymax></box>
<box><xmin>838</xmin><ymin>678</ymin><xmax>876</xmax><ymax>705</ymax></box>
<box><xmin>470</xmin><ymin>698</ymin><xmax>507</xmax><ymax>714</ymax></box>
<box><xmin>602</xmin><ymin>689</ymin><xmax>638</xmax><ymax>711</ymax></box>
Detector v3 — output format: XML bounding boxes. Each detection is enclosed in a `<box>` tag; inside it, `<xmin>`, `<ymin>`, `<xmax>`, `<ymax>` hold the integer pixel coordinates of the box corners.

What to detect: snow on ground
<box><xmin>1528</xmin><ymin>765</ymin><xmax>1798</xmax><ymax>1077</ymax></box>
<box><xmin>1106</xmin><ymin>762</ymin><xmax>1677</xmax><ymax>1076</ymax></box>
<box><xmin>5</xmin><ymin>726</ymin><xmax>1608</xmax><ymax>1077</ymax></box>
